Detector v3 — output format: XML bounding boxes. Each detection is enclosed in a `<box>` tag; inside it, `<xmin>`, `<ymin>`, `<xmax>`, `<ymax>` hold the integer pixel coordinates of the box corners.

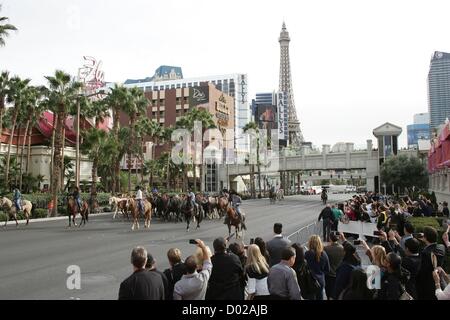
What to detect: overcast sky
<box><xmin>1</xmin><ymin>0</ymin><xmax>450</xmax><ymax>149</ymax></box>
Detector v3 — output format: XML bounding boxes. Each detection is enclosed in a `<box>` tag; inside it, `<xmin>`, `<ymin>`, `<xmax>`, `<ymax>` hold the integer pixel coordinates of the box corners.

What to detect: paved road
<box><xmin>0</xmin><ymin>194</ymin><xmax>350</xmax><ymax>300</ymax></box>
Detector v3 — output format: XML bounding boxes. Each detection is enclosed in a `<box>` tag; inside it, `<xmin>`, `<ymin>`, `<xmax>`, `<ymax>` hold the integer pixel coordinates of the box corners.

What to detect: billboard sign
<box><xmin>189</xmin><ymin>86</ymin><xmax>209</xmax><ymax>107</ymax></box>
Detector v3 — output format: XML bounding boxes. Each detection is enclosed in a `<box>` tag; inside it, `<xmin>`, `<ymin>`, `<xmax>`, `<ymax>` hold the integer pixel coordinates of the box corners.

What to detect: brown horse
<box><xmin>128</xmin><ymin>198</ymin><xmax>152</xmax><ymax>231</ymax></box>
<box><xmin>67</xmin><ymin>196</ymin><xmax>89</xmax><ymax>227</ymax></box>
<box><xmin>217</xmin><ymin>195</ymin><xmax>229</xmax><ymax>218</ymax></box>
<box><xmin>226</xmin><ymin>206</ymin><xmax>247</xmax><ymax>239</ymax></box>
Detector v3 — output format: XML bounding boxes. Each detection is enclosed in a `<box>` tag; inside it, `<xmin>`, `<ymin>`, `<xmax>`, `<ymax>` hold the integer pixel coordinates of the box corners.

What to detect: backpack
<box><xmin>297</xmin><ymin>263</ymin><xmax>321</xmax><ymax>296</ymax></box>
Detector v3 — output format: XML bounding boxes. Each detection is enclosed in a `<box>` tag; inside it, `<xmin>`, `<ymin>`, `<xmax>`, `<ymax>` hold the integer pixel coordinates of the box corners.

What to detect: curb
<box><xmin>2</xmin><ymin>211</ymin><xmax>113</xmax><ymax>226</ymax></box>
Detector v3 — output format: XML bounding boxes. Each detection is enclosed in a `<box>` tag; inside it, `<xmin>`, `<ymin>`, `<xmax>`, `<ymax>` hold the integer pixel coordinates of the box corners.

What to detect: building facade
<box><xmin>428</xmin><ymin>51</ymin><xmax>450</xmax><ymax>132</ymax></box>
<box><xmin>251</xmin><ymin>91</ymin><xmax>288</xmax><ymax>146</ymax></box>
<box><xmin>118</xmin><ymin>84</ymin><xmax>235</xmax><ymax>179</ymax></box>
<box><xmin>123</xmin><ymin>69</ymin><xmax>249</xmax><ymax>153</ymax></box>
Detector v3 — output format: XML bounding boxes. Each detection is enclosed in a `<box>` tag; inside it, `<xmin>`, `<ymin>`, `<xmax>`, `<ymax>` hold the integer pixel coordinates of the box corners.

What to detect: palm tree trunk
<box><xmin>5</xmin><ymin>109</ymin><xmax>18</xmax><ymax>188</ymax></box>
<box><xmin>0</xmin><ymin>94</ymin><xmax>5</xmax><ymax>142</ymax></box>
<box><xmin>26</xmin><ymin>123</ymin><xmax>32</xmax><ymax>174</ymax></box>
<box><xmin>50</xmin><ymin>113</ymin><xmax>58</xmax><ymax>194</ymax></box>
<box><xmin>127</xmin><ymin>152</ymin><xmax>132</xmax><ymax>193</ymax></box>
<box><xmin>166</xmin><ymin>155</ymin><xmax>170</xmax><ymax>190</ymax></box>
<box><xmin>51</xmin><ymin>109</ymin><xmax>65</xmax><ymax>217</ymax></box>
<box><xmin>91</xmin><ymin>156</ymin><xmax>98</xmax><ymax>208</ymax></box>
<box><xmin>60</xmin><ymin>126</ymin><xmax>65</xmax><ymax>192</ymax></box>
<box><xmin>250</xmin><ymin>164</ymin><xmax>255</xmax><ymax>199</ymax></box>
<box><xmin>193</xmin><ymin>165</ymin><xmax>197</xmax><ymax>192</ymax></box>
<box><xmin>19</xmin><ymin>119</ymin><xmax>30</xmax><ymax>189</ymax></box>
<box><xmin>257</xmin><ymin>142</ymin><xmax>262</xmax><ymax>198</ymax></box>
<box><xmin>14</xmin><ymin>124</ymin><xmax>21</xmax><ymax>187</ymax></box>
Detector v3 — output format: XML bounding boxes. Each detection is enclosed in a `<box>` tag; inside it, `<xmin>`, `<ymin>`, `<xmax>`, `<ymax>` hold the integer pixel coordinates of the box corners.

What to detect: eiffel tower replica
<box><xmin>279</xmin><ymin>22</ymin><xmax>304</xmax><ymax>147</ymax></box>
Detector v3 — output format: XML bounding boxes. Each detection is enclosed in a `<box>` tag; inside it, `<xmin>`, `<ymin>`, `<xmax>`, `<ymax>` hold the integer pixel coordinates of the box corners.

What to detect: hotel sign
<box><xmin>277</xmin><ymin>92</ymin><xmax>287</xmax><ymax>140</ymax></box>
<box><xmin>189</xmin><ymin>86</ymin><xmax>209</xmax><ymax>107</ymax></box>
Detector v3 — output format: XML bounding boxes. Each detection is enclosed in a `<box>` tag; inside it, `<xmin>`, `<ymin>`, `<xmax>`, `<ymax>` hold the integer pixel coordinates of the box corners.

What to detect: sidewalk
<box><xmin>2</xmin><ymin>211</ymin><xmax>113</xmax><ymax>226</ymax></box>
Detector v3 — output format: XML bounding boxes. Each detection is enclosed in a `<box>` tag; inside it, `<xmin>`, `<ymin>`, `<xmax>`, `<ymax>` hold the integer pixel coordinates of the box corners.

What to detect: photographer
<box><xmin>173</xmin><ymin>239</ymin><xmax>212</xmax><ymax>300</ymax></box>
<box><xmin>206</xmin><ymin>237</ymin><xmax>244</xmax><ymax>300</ymax></box>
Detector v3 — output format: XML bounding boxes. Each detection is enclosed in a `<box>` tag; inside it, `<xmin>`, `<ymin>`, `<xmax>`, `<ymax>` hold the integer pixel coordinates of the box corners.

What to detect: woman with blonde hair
<box><xmin>305</xmin><ymin>235</ymin><xmax>330</xmax><ymax>300</ymax></box>
<box><xmin>245</xmin><ymin>244</ymin><xmax>270</xmax><ymax>300</ymax></box>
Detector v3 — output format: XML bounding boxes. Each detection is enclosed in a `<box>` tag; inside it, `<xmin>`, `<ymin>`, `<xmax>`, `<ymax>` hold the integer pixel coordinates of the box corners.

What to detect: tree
<box><xmin>4</xmin><ymin>76</ymin><xmax>30</xmax><ymax>188</ymax></box>
<box><xmin>122</xmin><ymin>87</ymin><xmax>148</xmax><ymax>192</ymax></box>
<box><xmin>380</xmin><ymin>155</ymin><xmax>428</xmax><ymax>195</ymax></box>
<box><xmin>0</xmin><ymin>71</ymin><xmax>10</xmax><ymax>137</ymax></box>
<box><xmin>105</xmin><ymin>84</ymin><xmax>128</xmax><ymax>194</ymax></box>
<box><xmin>81</xmin><ymin>128</ymin><xmax>115</xmax><ymax>206</ymax></box>
<box><xmin>176</xmin><ymin>108</ymin><xmax>216</xmax><ymax>191</ymax></box>
<box><xmin>44</xmin><ymin>70</ymin><xmax>82</xmax><ymax>216</ymax></box>
<box><xmin>0</xmin><ymin>5</ymin><xmax>17</xmax><ymax>47</ymax></box>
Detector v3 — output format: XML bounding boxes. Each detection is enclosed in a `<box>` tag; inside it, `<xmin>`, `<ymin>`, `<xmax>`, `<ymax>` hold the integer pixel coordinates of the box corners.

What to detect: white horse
<box><xmin>109</xmin><ymin>196</ymin><xmax>129</xmax><ymax>220</ymax></box>
<box><xmin>0</xmin><ymin>197</ymin><xmax>33</xmax><ymax>228</ymax></box>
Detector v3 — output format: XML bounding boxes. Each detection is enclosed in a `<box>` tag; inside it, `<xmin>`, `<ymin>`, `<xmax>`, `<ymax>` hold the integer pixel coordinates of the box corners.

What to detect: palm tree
<box><xmin>18</xmin><ymin>86</ymin><xmax>43</xmax><ymax>189</ymax></box>
<box><xmin>4</xmin><ymin>76</ymin><xmax>30</xmax><ymax>188</ymax></box>
<box><xmin>0</xmin><ymin>5</ymin><xmax>17</xmax><ymax>47</ymax></box>
<box><xmin>122</xmin><ymin>87</ymin><xmax>148</xmax><ymax>192</ymax></box>
<box><xmin>81</xmin><ymin>128</ymin><xmax>115</xmax><ymax>206</ymax></box>
<box><xmin>105</xmin><ymin>84</ymin><xmax>128</xmax><ymax>194</ymax></box>
<box><xmin>243</xmin><ymin>121</ymin><xmax>261</xmax><ymax>199</ymax></box>
<box><xmin>44</xmin><ymin>70</ymin><xmax>82</xmax><ymax>216</ymax></box>
<box><xmin>0</xmin><ymin>71</ymin><xmax>10</xmax><ymax>138</ymax></box>
<box><xmin>177</xmin><ymin>108</ymin><xmax>216</xmax><ymax>191</ymax></box>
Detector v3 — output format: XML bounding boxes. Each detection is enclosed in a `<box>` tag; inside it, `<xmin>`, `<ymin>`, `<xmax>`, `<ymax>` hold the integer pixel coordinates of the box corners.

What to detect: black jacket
<box><xmin>150</xmin><ymin>269</ymin><xmax>170</xmax><ymax>300</ymax></box>
<box><xmin>163</xmin><ymin>263</ymin><xmax>187</xmax><ymax>300</ymax></box>
<box><xmin>401</xmin><ymin>255</ymin><xmax>421</xmax><ymax>299</ymax></box>
<box><xmin>416</xmin><ymin>243</ymin><xmax>446</xmax><ymax>300</ymax></box>
<box><xmin>206</xmin><ymin>252</ymin><xmax>244</xmax><ymax>300</ymax></box>
<box><xmin>118</xmin><ymin>269</ymin><xmax>165</xmax><ymax>300</ymax></box>
<box><xmin>318</xmin><ymin>207</ymin><xmax>334</xmax><ymax>222</ymax></box>
<box><xmin>377</xmin><ymin>269</ymin><xmax>410</xmax><ymax>300</ymax></box>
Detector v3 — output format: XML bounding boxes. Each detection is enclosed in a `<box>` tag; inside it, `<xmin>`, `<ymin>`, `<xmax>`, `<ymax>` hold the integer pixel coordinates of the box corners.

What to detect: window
<box><xmin>193</xmin><ymin>82</ymin><xmax>198</xmax><ymax>86</ymax></box>
<box><xmin>183</xmin><ymin>97</ymin><xmax>188</xmax><ymax>104</ymax></box>
<box><xmin>182</xmin><ymin>83</ymin><xmax>187</xmax><ymax>88</ymax></box>
<box><xmin>160</xmin><ymin>111</ymin><xmax>165</xmax><ymax>117</ymax></box>
<box><xmin>159</xmin><ymin>86</ymin><xmax>164</xmax><ymax>90</ymax></box>
<box><xmin>152</xmin><ymin>111</ymin><xmax>157</xmax><ymax>117</ymax></box>
<box><xmin>176</xmin><ymin>97</ymin><xmax>181</xmax><ymax>104</ymax></box>
<box><xmin>159</xmin><ymin>99</ymin><xmax>165</xmax><ymax>105</ymax></box>
<box><xmin>152</xmin><ymin>99</ymin><xmax>157</xmax><ymax>105</ymax></box>
<box><xmin>171</xmin><ymin>84</ymin><xmax>175</xmax><ymax>89</ymax></box>
<box><xmin>165</xmin><ymin>85</ymin><xmax>170</xmax><ymax>89</ymax></box>
<box><xmin>188</xmin><ymin>83</ymin><xmax>192</xmax><ymax>87</ymax></box>
<box><xmin>176</xmin><ymin>84</ymin><xmax>181</xmax><ymax>88</ymax></box>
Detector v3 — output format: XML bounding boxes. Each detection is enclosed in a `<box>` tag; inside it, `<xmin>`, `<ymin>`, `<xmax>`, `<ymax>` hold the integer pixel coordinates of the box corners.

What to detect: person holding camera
<box><xmin>433</xmin><ymin>267</ymin><xmax>450</xmax><ymax>300</ymax></box>
<box><xmin>206</xmin><ymin>237</ymin><xmax>245</xmax><ymax>300</ymax></box>
<box><xmin>173</xmin><ymin>239</ymin><xmax>211</xmax><ymax>300</ymax></box>
<box><xmin>416</xmin><ymin>227</ymin><xmax>446</xmax><ymax>300</ymax></box>
<box><xmin>324</xmin><ymin>232</ymin><xmax>344</xmax><ymax>299</ymax></box>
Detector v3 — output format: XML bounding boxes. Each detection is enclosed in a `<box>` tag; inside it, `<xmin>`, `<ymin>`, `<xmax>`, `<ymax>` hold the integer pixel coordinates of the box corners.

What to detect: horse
<box><xmin>128</xmin><ymin>198</ymin><xmax>152</xmax><ymax>231</ymax></box>
<box><xmin>225</xmin><ymin>206</ymin><xmax>247</xmax><ymax>239</ymax></box>
<box><xmin>109</xmin><ymin>196</ymin><xmax>129</xmax><ymax>220</ymax></box>
<box><xmin>276</xmin><ymin>189</ymin><xmax>284</xmax><ymax>201</ymax></box>
<box><xmin>269</xmin><ymin>190</ymin><xmax>276</xmax><ymax>204</ymax></box>
<box><xmin>321</xmin><ymin>191</ymin><xmax>328</xmax><ymax>205</ymax></box>
<box><xmin>181</xmin><ymin>195</ymin><xmax>202</xmax><ymax>232</ymax></box>
<box><xmin>167</xmin><ymin>195</ymin><xmax>182</xmax><ymax>222</ymax></box>
<box><xmin>0</xmin><ymin>196</ymin><xmax>33</xmax><ymax>228</ymax></box>
<box><xmin>217</xmin><ymin>195</ymin><xmax>229</xmax><ymax>218</ymax></box>
<box><xmin>67</xmin><ymin>196</ymin><xmax>89</xmax><ymax>227</ymax></box>
<box><xmin>207</xmin><ymin>196</ymin><xmax>220</xmax><ymax>219</ymax></box>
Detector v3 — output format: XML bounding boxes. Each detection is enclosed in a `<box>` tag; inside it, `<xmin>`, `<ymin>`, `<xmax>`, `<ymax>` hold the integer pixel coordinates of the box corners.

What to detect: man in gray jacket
<box><xmin>266</xmin><ymin>223</ymin><xmax>292</xmax><ymax>267</ymax></box>
<box><xmin>267</xmin><ymin>247</ymin><xmax>301</xmax><ymax>300</ymax></box>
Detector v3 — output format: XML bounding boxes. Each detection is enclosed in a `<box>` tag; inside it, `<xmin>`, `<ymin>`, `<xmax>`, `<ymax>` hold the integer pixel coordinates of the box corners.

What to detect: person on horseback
<box><xmin>188</xmin><ymin>189</ymin><xmax>198</xmax><ymax>214</ymax></box>
<box><xmin>71</xmin><ymin>186</ymin><xmax>82</xmax><ymax>213</ymax></box>
<box><xmin>229</xmin><ymin>190</ymin><xmax>243</xmax><ymax>221</ymax></box>
<box><xmin>13</xmin><ymin>187</ymin><xmax>22</xmax><ymax>213</ymax></box>
<box><xmin>135</xmin><ymin>186</ymin><xmax>144</xmax><ymax>215</ymax></box>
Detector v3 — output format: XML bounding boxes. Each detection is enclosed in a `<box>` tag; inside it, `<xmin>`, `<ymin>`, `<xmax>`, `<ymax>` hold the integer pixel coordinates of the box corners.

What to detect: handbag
<box><xmin>298</xmin><ymin>264</ymin><xmax>321</xmax><ymax>295</ymax></box>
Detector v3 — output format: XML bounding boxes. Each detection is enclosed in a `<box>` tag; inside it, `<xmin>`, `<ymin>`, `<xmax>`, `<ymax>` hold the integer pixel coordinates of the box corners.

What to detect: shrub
<box><xmin>32</xmin><ymin>208</ymin><xmax>48</xmax><ymax>219</ymax></box>
<box><xmin>0</xmin><ymin>212</ymin><xmax>7</xmax><ymax>222</ymax></box>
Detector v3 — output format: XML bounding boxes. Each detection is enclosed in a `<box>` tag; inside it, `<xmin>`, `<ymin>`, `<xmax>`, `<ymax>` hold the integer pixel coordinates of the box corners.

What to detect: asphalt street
<box><xmin>0</xmin><ymin>194</ymin><xmax>350</xmax><ymax>300</ymax></box>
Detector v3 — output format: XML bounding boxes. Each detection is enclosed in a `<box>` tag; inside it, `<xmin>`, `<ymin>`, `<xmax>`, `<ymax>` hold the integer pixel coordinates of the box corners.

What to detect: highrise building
<box><xmin>407</xmin><ymin>113</ymin><xmax>430</xmax><ymax>149</ymax></box>
<box><xmin>428</xmin><ymin>51</ymin><xmax>450</xmax><ymax>132</ymax></box>
<box><xmin>279</xmin><ymin>22</ymin><xmax>303</xmax><ymax>147</ymax></box>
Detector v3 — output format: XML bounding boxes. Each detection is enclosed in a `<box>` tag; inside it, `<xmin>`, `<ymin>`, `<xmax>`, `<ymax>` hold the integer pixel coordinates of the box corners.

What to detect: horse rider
<box><xmin>72</xmin><ymin>186</ymin><xmax>82</xmax><ymax>213</ymax></box>
<box><xmin>152</xmin><ymin>186</ymin><xmax>158</xmax><ymax>195</ymax></box>
<box><xmin>188</xmin><ymin>189</ymin><xmax>198</xmax><ymax>214</ymax></box>
<box><xmin>229</xmin><ymin>190</ymin><xmax>243</xmax><ymax>221</ymax></box>
<box><xmin>13</xmin><ymin>186</ymin><xmax>23</xmax><ymax>213</ymax></box>
<box><xmin>270</xmin><ymin>185</ymin><xmax>275</xmax><ymax>198</ymax></box>
<box><xmin>135</xmin><ymin>186</ymin><xmax>144</xmax><ymax>215</ymax></box>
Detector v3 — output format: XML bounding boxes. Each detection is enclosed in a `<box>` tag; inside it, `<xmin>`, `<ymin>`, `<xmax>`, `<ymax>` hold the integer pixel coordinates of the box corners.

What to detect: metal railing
<box><xmin>287</xmin><ymin>221</ymin><xmax>323</xmax><ymax>245</ymax></box>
